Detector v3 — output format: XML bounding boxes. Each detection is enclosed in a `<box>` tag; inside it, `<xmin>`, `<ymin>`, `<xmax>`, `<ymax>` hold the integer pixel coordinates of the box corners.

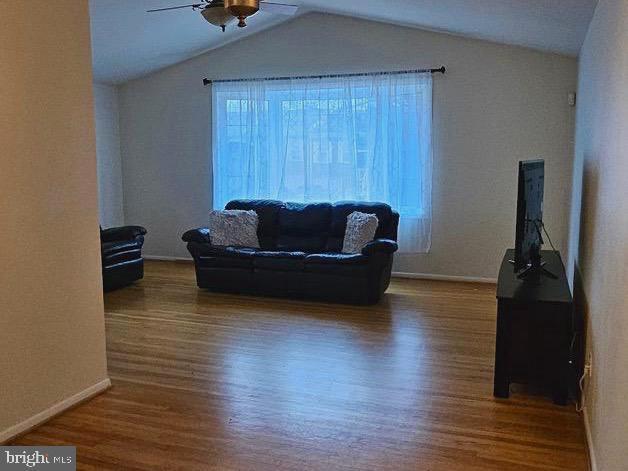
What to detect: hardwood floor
<box><xmin>14</xmin><ymin>261</ymin><xmax>588</xmax><ymax>470</ymax></box>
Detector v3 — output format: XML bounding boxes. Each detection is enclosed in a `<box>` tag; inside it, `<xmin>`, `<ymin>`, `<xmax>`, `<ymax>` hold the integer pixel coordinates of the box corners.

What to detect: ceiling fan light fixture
<box><xmin>201</xmin><ymin>1</ymin><xmax>236</xmax><ymax>32</ymax></box>
<box><xmin>224</xmin><ymin>0</ymin><xmax>260</xmax><ymax>27</ymax></box>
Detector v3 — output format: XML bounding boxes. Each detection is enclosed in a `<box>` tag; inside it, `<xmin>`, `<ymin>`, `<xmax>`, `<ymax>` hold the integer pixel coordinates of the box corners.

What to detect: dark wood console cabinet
<box><xmin>494</xmin><ymin>249</ymin><xmax>573</xmax><ymax>405</ymax></box>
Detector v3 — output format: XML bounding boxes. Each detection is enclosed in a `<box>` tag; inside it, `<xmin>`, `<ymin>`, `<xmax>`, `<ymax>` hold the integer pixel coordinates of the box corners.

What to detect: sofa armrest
<box><xmin>101</xmin><ymin>225</ymin><xmax>147</xmax><ymax>242</ymax></box>
<box><xmin>182</xmin><ymin>228</ymin><xmax>212</xmax><ymax>244</ymax></box>
<box><xmin>362</xmin><ymin>238</ymin><xmax>398</xmax><ymax>256</ymax></box>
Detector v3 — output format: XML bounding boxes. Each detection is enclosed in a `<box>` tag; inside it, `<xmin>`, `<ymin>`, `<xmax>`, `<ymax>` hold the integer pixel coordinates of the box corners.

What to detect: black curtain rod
<box><xmin>202</xmin><ymin>66</ymin><xmax>446</xmax><ymax>86</ymax></box>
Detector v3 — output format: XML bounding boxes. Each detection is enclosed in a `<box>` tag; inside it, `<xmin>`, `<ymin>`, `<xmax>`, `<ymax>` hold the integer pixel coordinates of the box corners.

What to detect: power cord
<box><xmin>576</xmin><ymin>368</ymin><xmax>589</xmax><ymax>413</ymax></box>
<box><xmin>540</xmin><ymin>221</ymin><xmax>558</xmax><ymax>253</ymax></box>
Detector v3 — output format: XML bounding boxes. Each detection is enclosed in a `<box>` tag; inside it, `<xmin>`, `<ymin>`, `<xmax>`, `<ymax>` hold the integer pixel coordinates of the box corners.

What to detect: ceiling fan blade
<box><xmin>259</xmin><ymin>1</ymin><xmax>298</xmax><ymax>15</ymax></box>
<box><xmin>147</xmin><ymin>3</ymin><xmax>203</xmax><ymax>13</ymax></box>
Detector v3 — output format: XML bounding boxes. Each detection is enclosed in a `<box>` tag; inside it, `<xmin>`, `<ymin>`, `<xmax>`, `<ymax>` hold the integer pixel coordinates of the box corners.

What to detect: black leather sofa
<box><xmin>182</xmin><ymin>200</ymin><xmax>399</xmax><ymax>305</ymax></box>
<box><xmin>100</xmin><ymin>225</ymin><xmax>147</xmax><ymax>292</ymax></box>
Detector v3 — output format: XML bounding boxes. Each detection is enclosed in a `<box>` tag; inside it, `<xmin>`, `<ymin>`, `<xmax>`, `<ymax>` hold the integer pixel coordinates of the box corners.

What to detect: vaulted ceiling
<box><xmin>90</xmin><ymin>0</ymin><xmax>598</xmax><ymax>84</ymax></box>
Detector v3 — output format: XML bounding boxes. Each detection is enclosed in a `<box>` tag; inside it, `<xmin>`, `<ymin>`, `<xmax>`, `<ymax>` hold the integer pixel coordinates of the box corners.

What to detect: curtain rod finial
<box><xmin>203</xmin><ymin>78</ymin><xmax>211</xmax><ymax>86</ymax></box>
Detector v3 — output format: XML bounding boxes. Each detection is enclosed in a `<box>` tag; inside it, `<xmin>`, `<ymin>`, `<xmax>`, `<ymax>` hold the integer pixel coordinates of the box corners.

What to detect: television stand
<box><xmin>495</xmin><ymin>249</ymin><xmax>573</xmax><ymax>405</ymax></box>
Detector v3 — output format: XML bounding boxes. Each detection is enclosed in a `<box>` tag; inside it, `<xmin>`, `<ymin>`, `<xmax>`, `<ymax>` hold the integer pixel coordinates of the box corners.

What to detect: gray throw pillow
<box><xmin>342</xmin><ymin>211</ymin><xmax>379</xmax><ymax>254</ymax></box>
<box><xmin>208</xmin><ymin>210</ymin><xmax>260</xmax><ymax>248</ymax></box>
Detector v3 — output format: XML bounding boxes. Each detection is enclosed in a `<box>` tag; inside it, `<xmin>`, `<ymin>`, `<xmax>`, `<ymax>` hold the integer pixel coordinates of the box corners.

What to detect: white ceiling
<box><xmin>90</xmin><ymin>0</ymin><xmax>598</xmax><ymax>84</ymax></box>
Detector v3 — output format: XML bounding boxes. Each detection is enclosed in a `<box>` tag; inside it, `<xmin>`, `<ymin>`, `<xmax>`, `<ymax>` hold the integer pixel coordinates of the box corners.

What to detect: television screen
<box><xmin>514</xmin><ymin>159</ymin><xmax>545</xmax><ymax>272</ymax></box>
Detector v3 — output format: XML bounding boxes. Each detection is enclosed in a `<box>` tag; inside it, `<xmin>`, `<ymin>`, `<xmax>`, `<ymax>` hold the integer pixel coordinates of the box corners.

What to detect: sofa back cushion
<box><xmin>326</xmin><ymin>202</ymin><xmax>396</xmax><ymax>252</ymax></box>
<box><xmin>225</xmin><ymin>200</ymin><xmax>283</xmax><ymax>249</ymax></box>
<box><xmin>277</xmin><ymin>202</ymin><xmax>332</xmax><ymax>252</ymax></box>
<box><xmin>224</xmin><ymin>200</ymin><xmax>398</xmax><ymax>253</ymax></box>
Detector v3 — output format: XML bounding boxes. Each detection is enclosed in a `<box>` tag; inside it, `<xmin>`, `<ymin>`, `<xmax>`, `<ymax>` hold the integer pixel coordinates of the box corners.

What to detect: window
<box><xmin>212</xmin><ymin>72</ymin><xmax>433</xmax><ymax>253</ymax></box>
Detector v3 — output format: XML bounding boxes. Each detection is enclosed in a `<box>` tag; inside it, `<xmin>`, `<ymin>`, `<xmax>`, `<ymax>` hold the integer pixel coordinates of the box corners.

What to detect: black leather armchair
<box><xmin>101</xmin><ymin>225</ymin><xmax>147</xmax><ymax>292</ymax></box>
<box><xmin>183</xmin><ymin>200</ymin><xmax>399</xmax><ymax>305</ymax></box>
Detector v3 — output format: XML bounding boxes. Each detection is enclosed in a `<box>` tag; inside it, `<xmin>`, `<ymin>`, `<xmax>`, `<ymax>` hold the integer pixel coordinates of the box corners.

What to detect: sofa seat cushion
<box><xmin>305</xmin><ymin>253</ymin><xmax>369</xmax><ymax>276</ymax></box>
<box><xmin>197</xmin><ymin>246</ymin><xmax>259</xmax><ymax>269</ymax></box>
<box><xmin>254</xmin><ymin>251</ymin><xmax>307</xmax><ymax>271</ymax></box>
<box><xmin>305</xmin><ymin>253</ymin><xmax>368</xmax><ymax>265</ymax></box>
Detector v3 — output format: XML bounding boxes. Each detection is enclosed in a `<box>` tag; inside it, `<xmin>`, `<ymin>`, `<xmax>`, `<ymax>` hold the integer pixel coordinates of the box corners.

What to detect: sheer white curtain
<box><xmin>212</xmin><ymin>72</ymin><xmax>432</xmax><ymax>253</ymax></box>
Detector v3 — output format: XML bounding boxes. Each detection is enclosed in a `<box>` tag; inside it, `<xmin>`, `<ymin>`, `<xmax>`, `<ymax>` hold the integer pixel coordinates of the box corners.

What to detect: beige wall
<box><xmin>119</xmin><ymin>12</ymin><xmax>577</xmax><ymax>280</ymax></box>
<box><xmin>567</xmin><ymin>0</ymin><xmax>628</xmax><ymax>469</ymax></box>
<box><xmin>0</xmin><ymin>1</ymin><xmax>109</xmax><ymax>437</ymax></box>
<box><xmin>94</xmin><ymin>83</ymin><xmax>125</xmax><ymax>228</ymax></box>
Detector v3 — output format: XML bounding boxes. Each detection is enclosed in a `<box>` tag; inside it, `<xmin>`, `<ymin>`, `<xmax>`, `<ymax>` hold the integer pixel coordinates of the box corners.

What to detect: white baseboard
<box><xmin>0</xmin><ymin>378</ymin><xmax>111</xmax><ymax>444</ymax></box>
<box><xmin>144</xmin><ymin>255</ymin><xmax>193</xmax><ymax>262</ymax></box>
<box><xmin>583</xmin><ymin>407</ymin><xmax>597</xmax><ymax>471</ymax></box>
<box><xmin>392</xmin><ymin>271</ymin><xmax>497</xmax><ymax>284</ymax></box>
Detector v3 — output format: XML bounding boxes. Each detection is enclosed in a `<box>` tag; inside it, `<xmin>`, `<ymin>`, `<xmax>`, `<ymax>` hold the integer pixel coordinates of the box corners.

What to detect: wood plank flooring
<box><xmin>13</xmin><ymin>260</ymin><xmax>588</xmax><ymax>470</ymax></box>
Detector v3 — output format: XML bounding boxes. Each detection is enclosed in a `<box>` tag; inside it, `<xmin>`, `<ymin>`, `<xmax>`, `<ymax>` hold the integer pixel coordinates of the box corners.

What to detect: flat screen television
<box><xmin>514</xmin><ymin>159</ymin><xmax>545</xmax><ymax>275</ymax></box>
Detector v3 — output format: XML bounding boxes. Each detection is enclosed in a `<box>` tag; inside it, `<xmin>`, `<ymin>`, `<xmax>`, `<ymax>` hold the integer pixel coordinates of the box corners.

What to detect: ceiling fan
<box><xmin>148</xmin><ymin>0</ymin><xmax>299</xmax><ymax>32</ymax></box>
